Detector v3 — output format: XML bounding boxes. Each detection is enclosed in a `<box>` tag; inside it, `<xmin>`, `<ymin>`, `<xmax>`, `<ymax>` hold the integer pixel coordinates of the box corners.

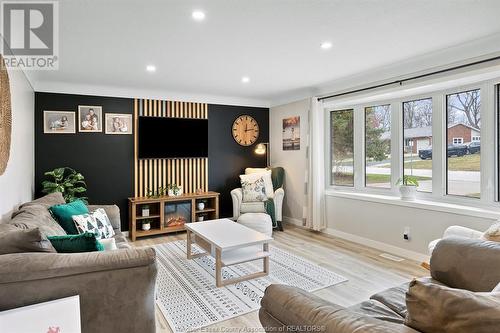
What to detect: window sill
<box><xmin>324</xmin><ymin>190</ymin><xmax>500</xmax><ymax>220</ymax></box>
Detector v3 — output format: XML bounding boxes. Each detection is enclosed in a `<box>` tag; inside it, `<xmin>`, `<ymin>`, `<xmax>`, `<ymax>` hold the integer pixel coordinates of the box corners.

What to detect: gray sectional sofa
<box><xmin>0</xmin><ymin>193</ymin><xmax>157</xmax><ymax>333</ymax></box>
<box><xmin>259</xmin><ymin>237</ymin><xmax>500</xmax><ymax>333</ymax></box>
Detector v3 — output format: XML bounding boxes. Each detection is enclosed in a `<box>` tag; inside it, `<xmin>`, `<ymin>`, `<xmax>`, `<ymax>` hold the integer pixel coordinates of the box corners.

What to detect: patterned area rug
<box><xmin>154</xmin><ymin>240</ymin><xmax>347</xmax><ymax>333</ymax></box>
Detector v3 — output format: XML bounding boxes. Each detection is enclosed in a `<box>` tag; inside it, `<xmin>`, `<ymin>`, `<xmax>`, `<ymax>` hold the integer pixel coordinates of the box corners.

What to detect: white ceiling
<box><xmin>24</xmin><ymin>0</ymin><xmax>500</xmax><ymax>107</ymax></box>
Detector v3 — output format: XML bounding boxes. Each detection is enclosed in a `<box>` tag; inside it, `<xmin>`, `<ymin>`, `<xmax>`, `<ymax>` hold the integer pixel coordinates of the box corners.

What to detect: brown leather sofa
<box><xmin>0</xmin><ymin>193</ymin><xmax>157</xmax><ymax>333</ymax></box>
<box><xmin>259</xmin><ymin>237</ymin><xmax>500</xmax><ymax>333</ymax></box>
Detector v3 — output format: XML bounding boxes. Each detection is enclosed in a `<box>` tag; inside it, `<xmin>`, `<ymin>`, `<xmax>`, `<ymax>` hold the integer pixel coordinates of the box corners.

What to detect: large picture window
<box><xmin>331</xmin><ymin>109</ymin><xmax>354</xmax><ymax>186</ymax></box>
<box><xmin>365</xmin><ymin>105</ymin><xmax>391</xmax><ymax>188</ymax></box>
<box><xmin>446</xmin><ymin>89</ymin><xmax>481</xmax><ymax>198</ymax></box>
<box><xmin>403</xmin><ymin>98</ymin><xmax>433</xmax><ymax>192</ymax></box>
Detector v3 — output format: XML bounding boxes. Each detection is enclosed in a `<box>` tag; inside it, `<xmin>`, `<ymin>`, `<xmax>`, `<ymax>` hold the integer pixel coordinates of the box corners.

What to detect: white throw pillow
<box><xmin>242</xmin><ymin>169</ymin><xmax>274</xmax><ymax>198</ymax></box>
<box><xmin>240</xmin><ymin>175</ymin><xmax>268</xmax><ymax>202</ymax></box>
<box><xmin>72</xmin><ymin>208</ymin><xmax>115</xmax><ymax>239</ymax></box>
<box><xmin>99</xmin><ymin>238</ymin><xmax>118</xmax><ymax>251</ymax></box>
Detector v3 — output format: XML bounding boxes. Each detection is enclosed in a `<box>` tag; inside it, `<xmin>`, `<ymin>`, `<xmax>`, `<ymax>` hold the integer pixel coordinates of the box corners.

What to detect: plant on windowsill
<box><xmin>396</xmin><ymin>175</ymin><xmax>419</xmax><ymax>201</ymax></box>
<box><xmin>42</xmin><ymin>167</ymin><xmax>88</xmax><ymax>203</ymax></box>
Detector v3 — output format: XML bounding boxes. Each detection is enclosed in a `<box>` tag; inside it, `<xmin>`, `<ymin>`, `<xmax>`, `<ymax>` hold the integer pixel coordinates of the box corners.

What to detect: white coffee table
<box><xmin>185</xmin><ymin>218</ymin><xmax>273</xmax><ymax>287</ymax></box>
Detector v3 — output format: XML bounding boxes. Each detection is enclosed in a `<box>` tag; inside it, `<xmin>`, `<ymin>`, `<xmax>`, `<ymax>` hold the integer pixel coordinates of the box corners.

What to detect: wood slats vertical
<box><xmin>134</xmin><ymin>99</ymin><xmax>208</xmax><ymax>197</ymax></box>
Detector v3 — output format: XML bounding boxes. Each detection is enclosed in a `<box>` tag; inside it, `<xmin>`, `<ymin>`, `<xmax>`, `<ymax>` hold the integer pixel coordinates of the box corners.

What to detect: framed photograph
<box><xmin>105</xmin><ymin>113</ymin><xmax>133</xmax><ymax>134</ymax></box>
<box><xmin>78</xmin><ymin>105</ymin><xmax>102</xmax><ymax>132</ymax></box>
<box><xmin>43</xmin><ymin>111</ymin><xmax>76</xmax><ymax>134</ymax></box>
<box><xmin>283</xmin><ymin>116</ymin><xmax>300</xmax><ymax>150</ymax></box>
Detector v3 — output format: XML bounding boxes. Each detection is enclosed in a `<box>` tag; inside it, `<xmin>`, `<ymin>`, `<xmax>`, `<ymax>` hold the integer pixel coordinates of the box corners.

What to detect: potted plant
<box><xmin>41</xmin><ymin>167</ymin><xmax>88</xmax><ymax>203</ymax></box>
<box><xmin>396</xmin><ymin>175</ymin><xmax>419</xmax><ymax>200</ymax></box>
<box><xmin>142</xmin><ymin>219</ymin><xmax>152</xmax><ymax>231</ymax></box>
<box><xmin>141</xmin><ymin>204</ymin><xmax>150</xmax><ymax>217</ymax></box>
<box><xmin>167</xmin><ymin>184</ymin><xmax>183</xmax><ymax>196</ymax></box>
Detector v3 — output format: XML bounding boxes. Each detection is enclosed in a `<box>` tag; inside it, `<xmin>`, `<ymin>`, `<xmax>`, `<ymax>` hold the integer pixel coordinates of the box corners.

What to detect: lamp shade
<box><xmin>254</xmin><ymin>143</ymin><xmax>266</xmax><ymax>155</ymax></box>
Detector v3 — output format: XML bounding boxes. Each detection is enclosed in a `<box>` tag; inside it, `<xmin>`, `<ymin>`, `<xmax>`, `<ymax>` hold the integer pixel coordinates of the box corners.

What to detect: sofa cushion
<box><xmin>113</xmin><ymin>232</ymin><xmax>131</xmax><ymax>249</ymax></box>
<box><xmin>370</xmin><ymin>283</ymin><xmax>409</xmax><ymax>318</ymax></box>
<box><xmin>10</xmin><ymin>203</ymin><xmax>66</xmax><ymax>237</ymax></box>
<box><xmin>348</xmin><ymin>299</ymin><xmax>404</xmax><ymax>324</ymax></box>
<box><xmin>0</xmin><ymin>225</ymin><xmax>56</xmax><ymax>254</ymax></box>
<box><xmin>405</xmin><ymin>279</ymin><xmax>500</xmax><ymax>333</ymax></box>
<box><xmin>240</xmin><ymin>201</ymin><xmax>266</xmax><ymax>214</ymax></box>
<box><xmin>19</xmin><ymin>192</ymin><xmax>65</xmax><ymax>209</ymax></box>
<box><xmin>48</xmin><ymin>232</ymin><xmax>104</xmax><ymax>253</ymax></box>
<box><xmin>49</xmin><ymin>199</ymin><xmax>89</xmax><ymax>234</ymax></box>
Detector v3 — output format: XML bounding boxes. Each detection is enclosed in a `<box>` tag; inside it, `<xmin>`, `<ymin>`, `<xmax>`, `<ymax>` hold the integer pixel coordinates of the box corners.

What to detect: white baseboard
<box><xmin>282</xmin><ymin>216</ymin><xmax>303</xmax><ymax>226</ymax></box>
<box><xmin>323</xmin><ymin>228</ymin><xmax>430</xmax><ymax>263</ymax></box>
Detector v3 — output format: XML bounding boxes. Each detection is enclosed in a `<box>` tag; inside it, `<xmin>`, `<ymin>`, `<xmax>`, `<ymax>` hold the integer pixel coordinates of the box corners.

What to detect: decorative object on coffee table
<box><xmin>0</xmin><ymin>55</ymin><xmax>11</xmax><ymax>175</ymax></box>
<box><xmin>186</xmin><ymin>219</ymin><xmax>272</xmax><ymax>287</ymax></box>
<box><xmin>41</xmin><ymin>167</ymin><xmax>88</xmax><ymax>203</ymax></box>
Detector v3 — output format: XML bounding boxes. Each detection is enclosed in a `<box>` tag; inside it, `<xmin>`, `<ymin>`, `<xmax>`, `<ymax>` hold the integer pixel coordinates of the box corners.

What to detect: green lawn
<box><xmin>403</xmin><ymin>154</ymin><xmax>480</xmax><ymax>171</ymax></box>
<box><xmin>332</xmin><ymin>173</ymin><xmax>431</xmax><ymax>185</ymax></box>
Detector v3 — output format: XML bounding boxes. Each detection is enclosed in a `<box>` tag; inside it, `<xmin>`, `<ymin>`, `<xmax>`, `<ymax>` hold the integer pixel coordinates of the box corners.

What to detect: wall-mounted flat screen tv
<box><xmin>138</xmin><ymin>116</ymin><xmax>208</xmax><ymax>159</ymax></box>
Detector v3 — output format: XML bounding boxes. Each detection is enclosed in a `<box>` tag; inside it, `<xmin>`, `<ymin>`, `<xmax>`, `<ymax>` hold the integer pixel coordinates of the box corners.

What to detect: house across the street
<box><xmin>382</xmin><ymin>123</ymin><xmax>480</xmax><ymax>153</ymax></box>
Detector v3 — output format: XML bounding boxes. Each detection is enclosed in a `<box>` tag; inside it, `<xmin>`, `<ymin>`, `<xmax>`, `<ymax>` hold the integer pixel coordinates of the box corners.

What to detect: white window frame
<box><xmin>324</xmin><ymin>76</ymin><xmax>499</xmax><ymax>211</ymax></box>
<box><xmin>452</xmin><ymin>137</ymin><xmax>464</xmax><ymax>144</ymax></box>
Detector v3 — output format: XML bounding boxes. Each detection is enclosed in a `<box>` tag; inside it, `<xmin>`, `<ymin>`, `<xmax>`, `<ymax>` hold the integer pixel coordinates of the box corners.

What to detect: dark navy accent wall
<box><xmin>34</xmin><ymin>92</ymin><xmax>269</xmax><ymax>230</ymax></box>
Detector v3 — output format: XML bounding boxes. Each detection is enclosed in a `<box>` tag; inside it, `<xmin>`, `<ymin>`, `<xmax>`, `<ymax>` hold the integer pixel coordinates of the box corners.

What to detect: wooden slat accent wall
<box><xmin>134</xmin><ymin>99</ymin><xmax>208</xmax><ymax>197</ymax></box>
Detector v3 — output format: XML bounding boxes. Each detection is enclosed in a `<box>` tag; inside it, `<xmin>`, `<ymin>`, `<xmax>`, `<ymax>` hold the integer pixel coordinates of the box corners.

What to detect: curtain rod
<box><xmin>317</xmin><ymin>55</ymin><xmax>500</xmax><ymax>101</ymax></box>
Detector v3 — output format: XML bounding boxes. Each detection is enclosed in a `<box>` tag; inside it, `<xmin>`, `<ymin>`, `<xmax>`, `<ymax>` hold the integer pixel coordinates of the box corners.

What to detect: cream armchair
<box><xmin>231</xmin><ymin>167</ymin><xmax>285</xmax><ymax>231</ymax></box>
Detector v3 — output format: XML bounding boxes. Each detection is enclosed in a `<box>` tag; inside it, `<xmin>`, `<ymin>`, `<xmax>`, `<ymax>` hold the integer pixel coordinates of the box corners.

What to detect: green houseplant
<box><xmin>396</xmin><ymin>175</ymin><xmax>419</xmax><ymax>201</ymax></box>
<box><xmin>42</xmin><ymin>167</ymin><xmax>88</xmax><ymax>203</ymax></box>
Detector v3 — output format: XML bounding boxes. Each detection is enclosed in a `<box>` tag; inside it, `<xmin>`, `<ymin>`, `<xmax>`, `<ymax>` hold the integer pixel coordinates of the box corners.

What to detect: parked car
<box><xmin>467</xmin><ymin>141</ymin><xmax>481</xmax><ymax>154</ymax></box>
<box><xmin>418</xmin><ymin>144</ymin><xmax>468</xmax><ymax>160</ymax></box>
<box><xmin>447</xmin><ymin>144</ymin><xmax>468</xmax><ymax>157</ymax></box>
<box><xmin>418</xmin><ymin>147</ymin><xmax>432</xmax><ymax>160</ymax></box>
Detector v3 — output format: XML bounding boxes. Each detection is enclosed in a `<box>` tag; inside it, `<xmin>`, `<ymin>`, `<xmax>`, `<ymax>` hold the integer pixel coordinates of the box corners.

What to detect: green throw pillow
<box><xmin>49</xmin><ymin>199</ymin><xmax>89</xmax><ymax>234</ymax></box>
<box><xmin>48</xmin><ymin>232</ymin><xmax>104</xmax><ymax>253</ymax></box>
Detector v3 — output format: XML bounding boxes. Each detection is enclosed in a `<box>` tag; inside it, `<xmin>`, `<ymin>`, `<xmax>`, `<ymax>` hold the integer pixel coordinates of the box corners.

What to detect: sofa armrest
<box><xmin>88</xmin><ymin>204</ymin><xmax>121</xmax><ymax>230</ymax></box>
<box><xmin>431</xmin><ymin>237</ymin><xmax>500</xmax><ymax>292</ymax></box>
<box><xmin>0</xmin><ymin>247</ymin><xmax>155</xmax><ymax>283</ymax></box>
<box><xmin>260</xmin><ymin>285</ymin><xmax>418</xmax><ymax>333</ymax></box>
<box><xmin>231</xmin><ymin>188</ymin><xmax>243</xmax><ymax>220</ymax></box>
<box><xmin>443</xmin><ymin>225</ymin><xmax>483</xmax><ymax>239</ymax></box>
<box><xmin>0</xmin><ymin>248</ymin><xmax>157</xmax><ymax>333</ymax></box>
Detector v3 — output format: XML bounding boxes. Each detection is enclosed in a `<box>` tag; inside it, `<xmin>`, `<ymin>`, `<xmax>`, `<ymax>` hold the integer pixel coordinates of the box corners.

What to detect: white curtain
<box><xmin>303</xmin><ymin>97</ymin><xmax>326</xmax><ymax>231</ymax></box>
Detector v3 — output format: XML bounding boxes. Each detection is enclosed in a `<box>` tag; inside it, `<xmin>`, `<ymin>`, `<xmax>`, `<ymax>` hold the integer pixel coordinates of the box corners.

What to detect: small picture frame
<box><xmin>78</xmin><ymin>105</ymin><xmax>102</xmax><ymax>133</ymax></box>
<box><xmin>105</xmin><ymin>113</ymin><xmax>133</xmax><ymax>135</ymax></box>
<box><xmin>43</xmin><ymin>111</ymin><xmax>76</xmax><ymax>134</ymax></box>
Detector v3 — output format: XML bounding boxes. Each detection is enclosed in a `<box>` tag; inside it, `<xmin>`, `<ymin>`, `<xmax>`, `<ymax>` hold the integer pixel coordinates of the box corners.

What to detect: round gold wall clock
<box><xmin>0</xmin><ymin>55</ymin><xmax>11</xmax><ymax>175</ymax></box>
<box><xmin>232</xmin><ymin>115</ymin><xmax>259</xmax><ymax>146</ymax></box>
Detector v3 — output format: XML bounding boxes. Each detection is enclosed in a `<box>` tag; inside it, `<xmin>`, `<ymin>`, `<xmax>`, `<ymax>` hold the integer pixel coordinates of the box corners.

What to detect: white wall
<box><xmin>325</xmin><ymin>196</ymin><xmax>494</xmax><ymax>261</ymax></box>
<box><xmin>270</xmin><ymin>99</ymin><xmax>309</xmax><ymax>224</ymax></box>
<box><xmin>0</xmin><ymin>65</ymin><xmax>35</xmax><ymax>220</ymax></box>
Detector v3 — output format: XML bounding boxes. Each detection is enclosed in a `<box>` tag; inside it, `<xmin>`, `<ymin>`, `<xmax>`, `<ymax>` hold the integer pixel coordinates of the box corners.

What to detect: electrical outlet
<box><xmin>403</xmin><ymin>226</ymin><xmax>410</xmax><ymax>241</ymax></box>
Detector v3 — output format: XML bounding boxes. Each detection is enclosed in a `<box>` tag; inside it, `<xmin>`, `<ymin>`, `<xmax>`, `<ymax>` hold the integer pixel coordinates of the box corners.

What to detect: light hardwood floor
<box><xmin>132</xmin><ymin>224</ymin><xmax>428</xmax><ymax>333</ymax></box>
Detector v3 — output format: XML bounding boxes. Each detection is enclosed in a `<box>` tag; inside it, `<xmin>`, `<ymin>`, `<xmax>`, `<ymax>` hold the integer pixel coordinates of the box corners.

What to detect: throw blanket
<box><xmin>264</xmin><ymin>198</ymin><xmax>276</xmax><ymax>228</ymax></box>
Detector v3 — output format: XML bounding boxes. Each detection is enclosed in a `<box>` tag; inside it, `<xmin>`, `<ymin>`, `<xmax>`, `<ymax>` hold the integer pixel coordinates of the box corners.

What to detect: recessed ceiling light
<box><xmin>241</xmin><ymin>76</ymin><xmax>250</xmax><ymax>83</ymax></box>
<box><xmin>192</xmin><ymin>11</ymin><xmax>205</xmax><ymax>21</ymax></box>
<box><xmin>146</xmin><ymin>65</ymin><xmax>156</xmax><ymax>72</ymax></box>
<box><xmin>320</xmin><ymin>41</ymin><xmax>332</xmax><ymax>50</ymax></box>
